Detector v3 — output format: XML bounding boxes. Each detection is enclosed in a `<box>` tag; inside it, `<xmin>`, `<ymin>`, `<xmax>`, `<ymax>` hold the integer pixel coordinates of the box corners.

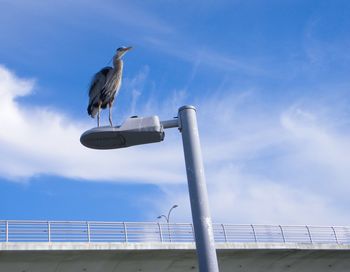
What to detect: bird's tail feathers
<box><xmin>87</xmin><ymin>104</ymin><xmax>98</xmax><ymax>118</ymax></box>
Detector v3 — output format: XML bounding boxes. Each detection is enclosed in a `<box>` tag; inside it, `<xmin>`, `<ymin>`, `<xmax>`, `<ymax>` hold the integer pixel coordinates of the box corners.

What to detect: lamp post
<box><xmin>157</xmin><ymin>204</ymin><xmax>178</xmax><ymax>223</ymax></box>
<box><xmin>80</xmin><ymin>105</ymin><xmax>219</xmax><ymax>272</ymax></box>
<box><xmin>157</xmin><ymin>204</ymin><xmax>178</xmax><ymax>242</ymax></box>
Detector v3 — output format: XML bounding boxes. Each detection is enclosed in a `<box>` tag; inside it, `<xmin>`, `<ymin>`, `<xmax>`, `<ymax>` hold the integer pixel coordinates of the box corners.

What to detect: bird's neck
<box><xmin>113</xmin><ymin>58</ymin><xmax>123</xmax><ymax>72</ymax></box>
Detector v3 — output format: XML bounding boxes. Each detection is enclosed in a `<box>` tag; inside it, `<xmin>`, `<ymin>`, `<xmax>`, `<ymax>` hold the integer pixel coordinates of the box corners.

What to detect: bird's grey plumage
<box><xmin>87</xmin><ymin>46</ymin><xmax>132</xmax><ymax>127</ymax></box>
<box><xmin>87</xmin><ymin>67</ymin><xmax>113</xmax><ymax>117</ymax></box>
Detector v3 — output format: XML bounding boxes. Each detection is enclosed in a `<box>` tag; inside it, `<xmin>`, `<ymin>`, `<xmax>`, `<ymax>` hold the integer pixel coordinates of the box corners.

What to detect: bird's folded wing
<box><xmin>88</xmin><ymin>66</ymin><xmax>113</xmax><ymax>102</ymax></box>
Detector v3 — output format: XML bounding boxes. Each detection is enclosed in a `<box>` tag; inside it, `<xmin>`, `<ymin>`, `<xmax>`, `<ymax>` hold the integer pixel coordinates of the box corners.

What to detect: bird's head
<box><xmin>115</xmin><ymin>46</ymin><xmax>132</xmax><ymax>59</ymax></box>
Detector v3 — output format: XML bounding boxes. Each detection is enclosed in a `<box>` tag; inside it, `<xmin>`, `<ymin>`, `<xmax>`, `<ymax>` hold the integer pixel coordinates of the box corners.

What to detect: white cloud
<box><xmin>0</xmin><ymin>65</ymin><xmax>184</xmax><ymax>183</ymax></box>
<box><xmin>124</xmin><ymin>65</ymin><xmax>149</xmax><ymax>116</ymax></box>
<box><xmin>145</xmin><ymin>36</ymin><xmax>266</xmax><ymax>77</ymax></box>
<box><xmin>1</xmin><ymin>65</ymin><xmax>350</xmax><ymax>225</ymax></box>
<box><xmin>153</xmin><ymin>93</ymin><xmax>350</xmax><ymax>225</ymax></box>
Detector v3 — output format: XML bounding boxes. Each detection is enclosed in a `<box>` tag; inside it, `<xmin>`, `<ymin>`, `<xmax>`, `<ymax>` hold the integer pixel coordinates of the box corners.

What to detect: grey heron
<box><xmin>87</xmin><ymin>46</ymin><xmax>132</xmax><ymax>127</ymax></box>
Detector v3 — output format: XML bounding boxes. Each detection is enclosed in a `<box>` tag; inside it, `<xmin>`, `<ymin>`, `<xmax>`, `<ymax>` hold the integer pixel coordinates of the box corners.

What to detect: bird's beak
<box><xmin>124</xmin><ymin>46</ymin><xmax>132</xmax><ymax>51</ymax></box>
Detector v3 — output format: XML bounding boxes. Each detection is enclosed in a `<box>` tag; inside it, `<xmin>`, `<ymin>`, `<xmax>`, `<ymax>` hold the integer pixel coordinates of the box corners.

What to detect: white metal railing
<box><xmin>0</xmin><ymin>221</ymin><xmax>349</xmax><ymax>244</ymax></box>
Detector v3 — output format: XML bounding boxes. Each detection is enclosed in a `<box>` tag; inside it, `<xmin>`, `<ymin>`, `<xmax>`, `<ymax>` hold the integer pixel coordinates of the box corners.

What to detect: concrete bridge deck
<box><xmin>1</xmin><ymin>242</ymin><xmax>350</xmax><ymax>272</ymax></box>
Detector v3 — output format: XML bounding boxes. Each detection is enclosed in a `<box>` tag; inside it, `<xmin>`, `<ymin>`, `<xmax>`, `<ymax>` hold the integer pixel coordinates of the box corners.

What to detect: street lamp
<box><xmin>157</xmin><ymin>204</ymin><xmax>178</xmax><ymax>223</ymax></box>
<box><xmin>80</xmin><ymin>105</ymin><xmax>219</xmax><ymax>272</ymax></box>
<box><xmin>157</xmin><ymin>204</ymin><xmax>178</xmax><ymax>242</ymax></box>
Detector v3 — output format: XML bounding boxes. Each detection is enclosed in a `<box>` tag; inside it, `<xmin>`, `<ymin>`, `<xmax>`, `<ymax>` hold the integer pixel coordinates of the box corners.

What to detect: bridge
<box><xmin>1</xmin><ymin>220</ymin><xmax>350</xmax><ymax>271</ymax></box>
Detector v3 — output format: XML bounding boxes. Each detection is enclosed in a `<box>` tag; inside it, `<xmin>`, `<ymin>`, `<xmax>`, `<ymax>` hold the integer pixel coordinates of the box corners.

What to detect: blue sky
<box><xmin>0</xmin><ymin>0</ymin><xmax>350</xmax><ymax>225</ymax></box>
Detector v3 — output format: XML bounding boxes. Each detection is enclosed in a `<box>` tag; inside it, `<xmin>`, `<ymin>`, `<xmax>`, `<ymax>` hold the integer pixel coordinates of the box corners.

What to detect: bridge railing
<box><xmin>0</xmin><ymin>221</ymin><xmax>349</xmax><ymax>244</ymax></box>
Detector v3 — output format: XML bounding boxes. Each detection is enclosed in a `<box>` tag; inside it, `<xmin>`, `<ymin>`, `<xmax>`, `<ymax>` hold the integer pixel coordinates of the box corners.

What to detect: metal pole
<box><xmin>306</xmin><ymin>225</ymin><xmax>313</xmax><ymax>243</ymax></box>
<box><xmin>279</xmin><ymin>225</ymin><xmax>286</xmax><ymax>243</ymax></box>
<box><xmin>158</xmin><ymin>222</ymin><xmax>164</xmax><ymax>242</ymax></box>
<box><xmin>6</xmin><ymin>221</ymin><xmax>8</xmax><ymax>242</ymax></box>
<box><xmin>123</xmin><ymin>222</ymin><xmax>128</xmax><ymax>243</ymax></box>
<box><xmin>87</xmin><ymin>222</ymin><xmax>91</xmax><ymax>243</ymax></box>
<box><xmin>167</xmin><ymin>205</ymin><xmax>178</xmax><ymax>223</ymax></box>
<box><xmin>331</xmin><ymin>226</ymin><xmax>339</xmax><ymax>244</ymax></box>
<box><xmin>178</xmin><ymin>105</ymin><xmax>219</xmax><ymax>272</ymax></box>
<box><xmin>48</xmin><ymin>221</ymin><xmax>51</xmax><ymax>242</ymax></box>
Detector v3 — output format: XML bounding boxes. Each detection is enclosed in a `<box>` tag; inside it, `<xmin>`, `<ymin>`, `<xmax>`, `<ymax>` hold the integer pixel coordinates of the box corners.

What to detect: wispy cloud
<box><xmin>123</xmin><ymin>65</ymin><xmax>149</xmax><ymax>116</ymax></box>
<box><xmin>0</xmin><ymin>65</ymin><xmax>183</xmax><ymax>183</ymax></box>
<box><xmin>1</xmin><ymin>63</ymin><xmax>350</xmax><ymax>224</ymax></box>
<box><xmin>0</xmin><ymin>0</ymin><xmax>173</xmax><ymax>35</ymax></box>
<box><xmin>151</xmin><ymin>91</ymin><xmax>350</xmax><ymax>225</ymax></box>
<box><xmin>145</xmin><ymin>36</ymin><xmax>266</xmax><ymax>76</ymax></box>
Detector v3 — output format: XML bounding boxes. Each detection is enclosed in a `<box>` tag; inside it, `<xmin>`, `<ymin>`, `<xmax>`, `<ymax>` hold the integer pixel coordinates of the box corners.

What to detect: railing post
<box><xmin>221</xmin><ymin>224</ymin><xmax>228</xmax><ymax>243</ymax></box>
<box><xmin>279</xmin><ymin>225</ymin><xmax>285</xmax><ymax>243</ymax></box>
<box><xmin>331</xmin><ymin>226</ymin><xmax>339</xmax><ymax>244</ymax></box>
<box><xmin>158</xmin><ymin>222</ymin><xmax>163</xmax><ymax>242</ymax></box>
<box><xmin>168</xmin><ymin>223</ymin><xmax>172</xmax><ymax>242</ymax></box>
<box><xmin>251</xmin><ymin>224</ymin><xmax>257</xmax><ymax>242</ymax></box>
<box><xmin>48</xmin><ymin>221</ymin><xmax>51</xmax><ymax>242</ymax></box>
<box><xmin>123</xmin><ymin>222</ymin><xmax>128</xmax><ymax>243</ymax></box>
<box><xmin>87</xmin><ymin>222</ymin><xmax>91</xmax><ymax>243</ymax></box>
<box><xmin>306</xmin><ymin>225</ymin><xmax>313</xmax><ymax>243</ymax></box>
<box><xmin>5</xmin><ymin>221</ymin><xmax>8</xmax><ymax>242</ymax></box>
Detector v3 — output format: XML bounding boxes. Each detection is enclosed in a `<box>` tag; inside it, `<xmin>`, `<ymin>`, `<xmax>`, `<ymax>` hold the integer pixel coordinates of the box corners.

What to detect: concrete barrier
<box><xmin>1</xmin><ymin>242</ymin><xmax>349</xmax><ymax>272</ymax></box>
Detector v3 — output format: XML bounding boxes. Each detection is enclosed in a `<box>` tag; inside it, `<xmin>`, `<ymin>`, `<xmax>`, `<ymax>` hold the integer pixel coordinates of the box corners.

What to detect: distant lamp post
<box><xmin>157</xmin><ymin>205</ymin><xmax>178</xmax><ymax>242</ymax></box>
<box><xmin>157</xmin><ymin>204</ymin><xmax>178</xmax><ymax>223</ymax></box>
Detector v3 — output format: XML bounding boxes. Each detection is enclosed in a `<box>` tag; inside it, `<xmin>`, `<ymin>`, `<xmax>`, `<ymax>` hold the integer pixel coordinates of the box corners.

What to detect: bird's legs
<box><xmin>97</xmin><ymin>103</ymin><xmax>101</xmax><ymax>127</ymax></box>
<box><xmin>108</xmin><ymin>102</ymin><xmax>113</xmax><ymax>127</ymax></box>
